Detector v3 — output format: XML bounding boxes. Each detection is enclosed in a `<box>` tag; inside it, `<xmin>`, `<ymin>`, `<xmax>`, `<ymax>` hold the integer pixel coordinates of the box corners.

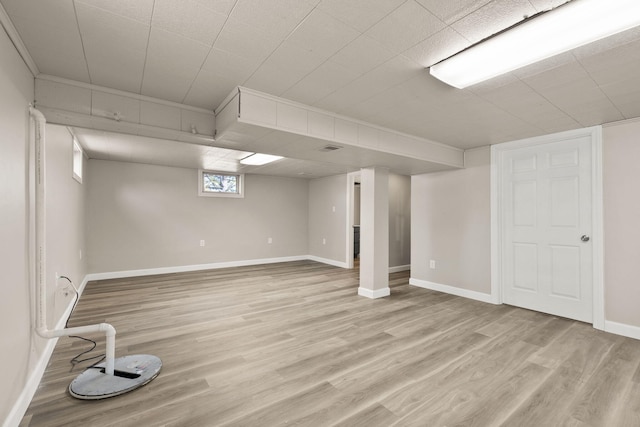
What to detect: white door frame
<box><xmin>491</xmin><ymin>126</ymin><xmax>604</xmax><ymax>330</ymax></box>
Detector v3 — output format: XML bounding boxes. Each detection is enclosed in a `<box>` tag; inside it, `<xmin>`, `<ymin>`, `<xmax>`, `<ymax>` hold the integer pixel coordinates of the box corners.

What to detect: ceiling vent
<box><xmin>320</xmin><ymin>144</ymin><xmax>342</xmax><ymax>152</ymax></box>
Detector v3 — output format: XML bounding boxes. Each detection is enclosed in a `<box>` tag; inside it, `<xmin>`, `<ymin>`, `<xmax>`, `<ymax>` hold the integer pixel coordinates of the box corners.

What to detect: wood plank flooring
<box><xmin>20</xmin><ymin>261</ymin><xmax>640</xmax><ymax>426</ymax></box>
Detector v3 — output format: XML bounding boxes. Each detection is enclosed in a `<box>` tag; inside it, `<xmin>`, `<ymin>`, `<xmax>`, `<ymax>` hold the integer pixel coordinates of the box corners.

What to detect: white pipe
<box><xmin>30</xmin><ymin>106</ymin><xmax>116</xmax><ymax>376</ymax></box>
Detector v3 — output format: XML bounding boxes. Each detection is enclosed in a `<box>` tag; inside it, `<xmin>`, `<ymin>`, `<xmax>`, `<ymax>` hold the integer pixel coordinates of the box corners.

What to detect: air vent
<box><xmin>320</xmin><ymin>144</ymin><xmax>342</xmax><ymax>152</ymax></box>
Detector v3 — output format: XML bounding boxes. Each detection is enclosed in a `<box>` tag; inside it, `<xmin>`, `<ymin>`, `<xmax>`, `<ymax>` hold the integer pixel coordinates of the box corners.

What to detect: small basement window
<box><xmin>198</xmin><ymin>170</ymin><xmax>244</xmax><ymax>198</ymax></box>
<box><xmin>72</xmin><ymin>138</ymin><xmax>83</xmax><ymax>183</ymax></box>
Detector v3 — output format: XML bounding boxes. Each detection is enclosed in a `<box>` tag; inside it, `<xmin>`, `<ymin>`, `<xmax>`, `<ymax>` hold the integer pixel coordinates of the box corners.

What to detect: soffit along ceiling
<box><xmin>3</xmin><ymin>0</ymin><xmax>640</xmax><ymax>153</ymax></box>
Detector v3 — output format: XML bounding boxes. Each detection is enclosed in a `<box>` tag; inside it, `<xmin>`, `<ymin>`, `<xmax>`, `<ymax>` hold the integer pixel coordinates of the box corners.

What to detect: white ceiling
<box><xmin>3</xmin><ymin>0</ymin><xmax>640</xmax><ymax>174</ymax></box>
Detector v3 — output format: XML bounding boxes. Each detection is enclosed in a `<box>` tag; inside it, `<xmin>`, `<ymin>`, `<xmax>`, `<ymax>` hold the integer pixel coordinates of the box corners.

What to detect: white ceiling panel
<box><xmin>4</xmin><ymin>3</ymin><xmax>88</xmax><ymax>81</ymax></box>
<box><xmin>75</xmin><ymin>2</ymin><xmax>149</xmax><ymax>92</ymax></box>
<box><xmin>213</xmin><ymin>17</ymin><xmax>284</xmax><ymax>65</ymax></box>
<box><xmin>228</xmin><ymin>0</ymin><xmax>315</xmax><ymax>40</ymax></box>
<box><xmin>182</xmin><ymin>70</ymin><xmax>240</xmax><ymax>110</ymax></box>
<box><xmin>451</xmin><ymin>0</ymin><xmax>537</xmax><ymax>44</ymax></box>
<box><xmin>316</xmin><ymin>0</ymin><xmax>405</xmax><ymax>32</ymax></box>
<box><xmin>75</xmin><ymin>0</ymin><xmax>154</xmax><ymax>24</ymax></box>
<box><xmin>365</xmin><ymin>1</ymin><xmax>446</xmax><ymax>54</ymax></box>
<box><xmin>329</xmin><ymin>35</ymin><xmax>397</xmax><ymax>77</ymax></box>
<box><xmin>141</xmin><ymin>28</ymin><xmax>210</xmax><ymax>102</ymax></box>
<box><xmin>414</xmin><ymin>0</ymin><xmax>492</xmax><ymax>24</ymax></box>
<box><xmin>151</xmin><ymin>0</ymin><xmax>228</xmax><ymax>46</ymax></box>
<box><xmin>282</xmin><ymin>61</ymin><xmax>360</xmax><ymax>106</ymax></box>
<box><xmin>201</xmin><ymin>47</ymin><xmax>260</xmax><ymax>83</ymax></box>
<box><xmin>285</xmin><ymin>9</ymin><xmax>360</xmax><ymax>58</ymax></box>
<box><xmin>402</xmin><ymin>26</ymin><xmax>469</xmax><ymax>68</ymax></box>
<box><xmin>5</xmin><ymin>0</ymin><xmax>640</xmax><ymax>172</ymax></box>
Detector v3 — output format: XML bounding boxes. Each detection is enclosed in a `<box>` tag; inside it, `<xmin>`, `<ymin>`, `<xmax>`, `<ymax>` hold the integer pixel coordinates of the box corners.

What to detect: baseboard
<box><xmin>409</xmin><ymin>278</ymin><xmax>495</xmax><ymax>304</ymax></box>
<box><xmin>306</xmin><ymin>255</ymin><xmax>349</xmax><ymax>269</ymax></box>
<box><xmin>604</xmin><ymin>320</ymin><xmax>640</xmax><ymax>341</ymax></box>
<box><xmin>4</xmin><ymin>290</ymin><xmax>79</xmax><ymax>427</ymax></box>
<box><xmin>389</xmin><ymin>264</ymin><xmax>410</xmax><ymax>273</ymax></box>
<box><xmin>358</xmin><ymin>287</ymin><xmax>391</xmax><ymax>299</ymax></box>
<box><xmin>85</xmin><ymin>256</ymin><xmax>310</xmax><ymax>281</ymax></box>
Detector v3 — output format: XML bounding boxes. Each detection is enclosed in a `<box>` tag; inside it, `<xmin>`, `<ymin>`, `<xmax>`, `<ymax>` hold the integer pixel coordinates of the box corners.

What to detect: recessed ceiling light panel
<box><xmin>240</xmin><ymin>153</ymin><xmax>283</xmax><ymax>165</ymax></box>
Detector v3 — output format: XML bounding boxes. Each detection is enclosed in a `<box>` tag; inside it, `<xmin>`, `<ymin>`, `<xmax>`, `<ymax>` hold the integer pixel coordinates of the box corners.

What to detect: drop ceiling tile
<box><xmin>314</xmin><ymin>56</ymin><xmax>421</xmax><ymax>114</ymax></box>
<box><xmin>7</xmin><ymin>11</ymin><xmax>88</xmax><ymax>81</ymax></box>
<box><xmin>193</xmin><ymin>0</ymin><xmax>238</xmax><ymax>16</ymax></box>
<box><xmin>142</xmin><ymin>28</ymin><xmax>210</xmax><ymax>101</ymax></box>
<box><xmin>329</xmin><ymin>35</ymin><xmax>396</xmax><ymax>77</ymax></box>
<box><xmin>414</xmin><ymin>0</ymin><xmax>492</xmax><ymax>24</ymax></box>
<box><xmin>145</xmin><ymin>29</ymin><xmax>210</xmax><ymax>72</ymax></box>
<box><xmin>151</xmin><ymin>0</ymin><xmax>228</xmax><ymax>45</ymax></box>
<box><xmin>285</xmin><ymin>9</ymin><xmax>360</xmax><ymax>60</ymax></box>
<box><xmin>229</xmin><ymin>0</ymin><xmax>315</xmax><ymax>39</ymax></box>
<box><xmin>578</xmin><ymin>39</ymin><xmax>640</xmax><ymax>85</ymax></box>
<box><xmin>510</xmin><ymin>51</ymin><xmax>576</xmax><ymax>81</ymax></box>
<box><xmin>402</xmin><ymin>26</ymin><xmax>469</xmax><ymax>67</ymax></box>
<box><xmin>526</xmin><ymin>0</ymin><xmax>569</xmax><ymax>12</ymax></box>
<box><xmin>451</xmin><ymin>0</ymin><xmax>537</xmax><ymax>44</ymax></box>
<box><xmin>1</xmin><ymin>0</ymin><xmax>76</xmax><ymax>25</ymax></box>
<box><xmin>562</xmin><ymin>100</ymin><xmax>624</xmax><ymax>127</ymax></box>
<box><xmin>75</xmin><ymin>0</ymin><xmax>155</xmax><ymax>24</ymax></box>
<box><xmin>571</xmin><ymin>26</ymin><xmax>640</xmax><ymax>61</ymax></box>
<box><xmin>16</xmin><ymin>44</ymin><xmax>90</xmax><ymax>82</ymax></box>
<box><xmin>201</xmin><ymin>47</ymin><xmax>261</xmax><ymax>82</ymax></box>
<box><xmin>243</xmin><ymin>43</ymin><xmax>327</xmax><ymax>96</ymax></box>
<box><xmin>213</xmin><ymin>17</ymin><xmax>284</xmax><ymax>64</ymax></box>
<box><xmin>316</xmin><ymin>0</ymin><xmax>405</xmax><ymax>32</ymax></box>
<box><xmin>365</xmin><ymin>1</ymin><xmax>446</xmax><ymax>54</ymax></box>
<box><xmin>141</xmin><ymin>69</ymin><xmax>199</xmax><ymax>104</ymax></box>
<box><xmin>282</xmin><ymin>60</ymin><xmax>360</xmax><ymax>105</ymax></box>
<box><xmin>75</xmin><ymin>2</ymin><xmax>149</xmax><ymax>91</ymax></box>
<box><xmin>182</xmin><ymin>70</ymin><xmax>238</xmax><ymax>110</ymax></box>
<box><xmin>522</xmin><ymin>61</ymin><xmax>589</xmax><ymax>92</ymax></box>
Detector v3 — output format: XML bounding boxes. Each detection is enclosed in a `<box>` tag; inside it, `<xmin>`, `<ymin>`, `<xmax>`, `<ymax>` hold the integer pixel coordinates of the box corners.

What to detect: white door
<box><xmin>502</xmin><ymin>136</ymin><xmax>593</xmax><ymax>322</ymax></box>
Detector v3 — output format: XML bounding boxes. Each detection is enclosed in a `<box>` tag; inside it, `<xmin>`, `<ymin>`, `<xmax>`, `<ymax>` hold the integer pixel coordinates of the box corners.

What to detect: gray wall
<box><xmin>86</xmin><ymin>160</ymin><xmax>309</xmax><ymax>273</ymax></box>
<box><xmin>308</xmin><ymin>174</ymin><xmax>348</xmax><ymax>264</ymax></box>
<box><xmin>411</xmin><ymin>147</ymin><xmax>491</xmax><ymax>293</ymax></box>
<box><xmin>603</xmin><ymin>120</ymin><xmax>640</xmax><ymax>328</ymax></box>
<box><xmin>389</xmin><ymin>174</ymin><xmax>411</xmax><ymax>268</ymax></box>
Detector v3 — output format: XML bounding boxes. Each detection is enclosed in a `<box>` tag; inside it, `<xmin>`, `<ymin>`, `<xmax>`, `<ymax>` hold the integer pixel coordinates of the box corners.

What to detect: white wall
<box><xmin>411</xmin><ymin>147</ymin><xmax>491</xmax><ymax>294</ymax></box>
<box><xmin>308</xmin><ymin>174</ymin><xmax>348</xmax><ymax>265</ymax></box>
<box><xmin>45</xmin><ymin>125</ymin><xmax>87</xmax><ymax>324</ymax></box>
<box><xmin>0</xmin><ymin>27</ymin><xmax>88</xmax><ymax>422</ymax></box>
<box><xmin>0</xmin><ymin>22</ymin><xmax>35</xmax><ymax>422</ymax></box>
<box><xmin>86</xmin><ymin>160</ymin><xmax>309</xmax><ymax>273</ymax></box>
<box><xmin>603</xmin><ymin>119</ymin><xmax>640</xmax><ymax>330</ymax></box>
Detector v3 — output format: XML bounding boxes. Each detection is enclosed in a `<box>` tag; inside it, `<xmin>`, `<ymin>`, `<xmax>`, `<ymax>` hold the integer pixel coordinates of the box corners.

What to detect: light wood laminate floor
<box><xmin>21</xmin><ymin>261</ymin><xmax>640</xmax><ymax>426</ymax></box>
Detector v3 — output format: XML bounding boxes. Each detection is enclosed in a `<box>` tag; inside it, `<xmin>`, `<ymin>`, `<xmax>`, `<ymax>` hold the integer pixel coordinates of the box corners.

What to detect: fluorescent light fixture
<box><xmin>239</xmin><ymin>153</ymin><xmax>283</xmax><ymax>165</ymax></box>
<box><xmin>430</xmin><ymin>0</ymin><xmax>640</xmax><ymax>89</ymax></box>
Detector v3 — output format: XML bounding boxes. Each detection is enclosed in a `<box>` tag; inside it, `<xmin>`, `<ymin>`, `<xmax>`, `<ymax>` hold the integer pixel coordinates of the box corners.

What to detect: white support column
<box><xmin>358</xmin><ymin>167</ymin><xmax>390</xmax><ymax>298</ymax></box>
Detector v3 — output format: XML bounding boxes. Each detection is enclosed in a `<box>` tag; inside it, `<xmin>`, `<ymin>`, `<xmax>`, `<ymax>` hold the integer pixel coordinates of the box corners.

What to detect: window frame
<box><xmin>72</xmin><ymin>138</ymin><xmax>83</xmax><ymax>184</ymax></box>
<box><xmin>198</xmin><ymin>169</ymin><xmax>244</xmax><ymax>198</ymax></box>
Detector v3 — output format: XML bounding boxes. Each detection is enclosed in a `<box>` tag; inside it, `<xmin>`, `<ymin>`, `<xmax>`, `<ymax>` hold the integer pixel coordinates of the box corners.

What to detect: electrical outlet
<box><xmin>200</xmin><ymin>240</ymin><xmax>205</xmax><ymax>247</ymax></box>
<box><xmin>332</xmin><ymin>206</ymin><xmax>336</xmax><ymax>213</ymax></box>
<box><xmin>268</xmin><ymin>237</ymin><xmax>272</xmax><ymax>244</ymax></box>
<box><xmin>79</xmin><ymin>250</ymin><xmax>82</xmax><ymax>260</ymax></box>
<box><xmin>430</xmin><ymin>260</ymin><xmax>436</xmax><ymax>269</ymax></box>
<box><xmin>322</xmin><ymin>238</ymin><xmax>326</xmax><ymax>245</ymax></box>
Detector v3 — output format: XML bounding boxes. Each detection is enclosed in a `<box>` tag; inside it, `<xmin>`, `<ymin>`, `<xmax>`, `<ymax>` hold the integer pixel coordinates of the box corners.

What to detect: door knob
<box><xmin>581</xmin><ymin>235</ymin><xmax>590</xmax><ymax>242</ymax></box>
